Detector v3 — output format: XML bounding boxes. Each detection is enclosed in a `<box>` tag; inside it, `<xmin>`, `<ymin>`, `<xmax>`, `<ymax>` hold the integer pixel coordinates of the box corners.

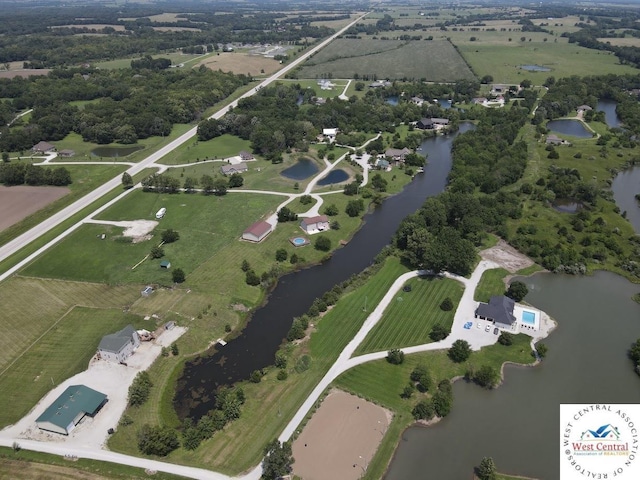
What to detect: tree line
<box><xmin>0</xmin><ymin>163</ymin><xmax>71</xmax><ymax>186</ymax></box>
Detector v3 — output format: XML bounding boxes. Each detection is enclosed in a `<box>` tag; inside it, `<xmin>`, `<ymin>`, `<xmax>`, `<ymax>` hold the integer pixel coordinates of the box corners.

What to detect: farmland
<box><xmin>355</xmin><ymin>276</ymin><xmax>464</xmax><ymax>355</ymax></box>
<box><xmin>195</xmin><ymin>52</ymin><xmax>282</xmax><ymax>77</ymax></box>
<box><xmin>0</xmin><ymin>186</ymin><xmax>69</xmax><ymax>232</ymax></box>
<box><xmin>297</xmin><ymin>38</ymin><xmax>475</xmax><ymax>82</ymax></box>
<box><xmin>334</xmin><ymin>334</ymin><xmax>536</xmax><ymax>480</ymax></box>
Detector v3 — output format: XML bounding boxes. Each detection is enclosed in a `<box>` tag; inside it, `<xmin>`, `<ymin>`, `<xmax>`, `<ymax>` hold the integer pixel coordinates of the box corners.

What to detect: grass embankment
<box><xmin>334</xmin><ymin>334</ymin><xmax>536</xmax><ymax>480</ymax></box>
<box><xmin>355</xmin><ymin>275</ymin><xmax>464</xmax><ymax>354</ymax></box>
<box><xmin>474</xmin><ymin>268</ymin><xmax>509</xmax><ymax>303</ymax></box>
<box><xmin>109</xmin><ymin>257</ymin><xmax>410</xmax><ymax>474</ymax></box>
<box><xmin>0</xmin><ymin>446</ymin><xmax>187</xmax><ymax>480</ymax></box>
<box><xmin>0</xmin><ymin>164</ymin><xmax>128</xmax><ymax>248</ymax></box>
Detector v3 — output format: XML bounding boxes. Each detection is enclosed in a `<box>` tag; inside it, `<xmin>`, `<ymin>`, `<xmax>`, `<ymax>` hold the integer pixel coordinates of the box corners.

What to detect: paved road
<box><xmin>0</xmin><ymin>13</ymin><xmax>366</xmax><ymax>275</ymax></box>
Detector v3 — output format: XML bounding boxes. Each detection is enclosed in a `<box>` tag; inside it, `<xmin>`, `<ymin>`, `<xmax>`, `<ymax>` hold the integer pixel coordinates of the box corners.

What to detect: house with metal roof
<box><xmin>475</xmin><ymin>295</ymin><xmax>516</xmax><ymax>330</ymax></box>
<box><xmin>242</xmin><ymin>220</ymin><xmax>272</xmax><ymax>243</ymax></box>
<box><xmin>97</xmin><ymin>325</ymin><xmax>140</xmax><ymax>363</ymax></box>
<box><xmin>35</xmin><ymin>385</ymin><xmax>107</xmax><ymax>435</ymax></box>
<box><xmin>31</xmin><ymin>141</ymin><xmax>56</xmax><ymax>154</ymax></box>
<box><xmin>300</xmin><ymin>215</ymin><xmax>329</xmax><ymax>235</ymax></box>
<box><xmin>220</xmin><ymin>162</ymin><xmax>248</xmax><ymax>176</ymax></box>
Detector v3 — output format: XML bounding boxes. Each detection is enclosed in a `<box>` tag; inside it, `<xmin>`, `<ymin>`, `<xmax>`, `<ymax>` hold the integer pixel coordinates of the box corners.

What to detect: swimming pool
<box><xmin>289</xmin><ymin>236</ymin><xmax>309</xmax><ymax>247</ymax></box>
<box><xmin>521</xmin><ymin>310</ymin><xmax>536</xmax><ymax>325</ymax></box>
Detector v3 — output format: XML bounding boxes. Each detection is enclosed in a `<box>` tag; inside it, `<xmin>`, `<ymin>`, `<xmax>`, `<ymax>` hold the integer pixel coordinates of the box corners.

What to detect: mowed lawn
<box><xmin>22</xmin><ymin>190</ymin><xmax>284</xmax><ymax>285</ymax></box>
<box><xmin>158</xmin><ymin>134</ymin><xmax>252</xmax><ymax>165</ymax></box>
<box><xmin>355</xmin><ymin>276</ymin><xmax>464</xmax><ymax>355</ymax></box>
<box><xmin>298</xmin><ymin>38</ymin><xmax>475</xmax><ymax>81</ymax></box>
<box><xmin>474</xmin><ymin>268</ymin><xmax>509</xmax><ymax>303</ymax></box>
<box><xmin>0</xmin><ymin>305</ymin><xmax>143</xmax><ymax>427</ymax></box>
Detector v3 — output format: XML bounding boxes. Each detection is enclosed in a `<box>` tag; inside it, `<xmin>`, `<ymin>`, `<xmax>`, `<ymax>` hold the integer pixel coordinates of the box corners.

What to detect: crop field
<box><xmin>23</xmin><ymin>191</ymin><xmax>283</xmax><ymax>285</ymax></box>
<box><xmin>355</xmin><ymin>276</ymin><xmax>464</xmax><ymax>355</ymax></box>
<box><xmin>474</xmin><ymin>268</ymin><xmax>509</xmax><ymax>303</ymax></box>
<box><xmin>454</xmin><ymin>39</ymin><xmax>638</xmax><ymax>84</ymax></box>
<box><xmin>159</xmin><ymin>133</ymin><xmax>252</xmax><ymax>165</ymax></box>
<box><xmin>196</xmin><ymin>52</ymin><xmax>282</xmax><ymax>77</ymax></box>
<box><xmin>297</xmin><ymin>38</ymin><xmax>475</xmax><ymax>82</ymax></box>
<box><xmin>0</xmin><ymin>186</ymin><xmax>69</xmax><ymax>232</ymax></box>
<box><xmin>334</xmin><ymin>334</ymin><xmax>535</xmax><ymax>479</ymax></box>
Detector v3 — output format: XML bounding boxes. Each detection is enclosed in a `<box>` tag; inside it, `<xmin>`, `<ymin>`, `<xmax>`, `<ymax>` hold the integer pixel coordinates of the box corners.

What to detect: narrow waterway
<box><xmin>612</xmin><ymin>166</ymin><xmax>640</xmax><ymax>233</ymax></box>
<box><xmin>385</xmin><ymin>271</ymin><xmax>640</xmax><ymax>479</ymax></box>
<box><xmin>174</xmin><ymin>124</ymin><xmax>475</xmax><ymax>419</ymax></box>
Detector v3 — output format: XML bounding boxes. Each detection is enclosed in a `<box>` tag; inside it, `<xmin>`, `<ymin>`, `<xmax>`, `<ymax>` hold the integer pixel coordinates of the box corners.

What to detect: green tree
<box><xmin>200</xmin><ymin>174</ymin><xmax>215</xmax><ymax>195</ymax></box>
<box><xmin>314</xmin><ymin>235</ymin><xmax>331</xmax><ymax>251</ymax></box>
<box><xmin>241</xmin><ymin>259</ymin><xmax>251</xmax><ymax>272</ymax></box>
<box><xmin>128</xmin><ymin>371</ymin><xmax>153</xmax><ymax>407</ymax></box>
<box><xmin>2</xmin><ymin>152</ymin><xmax>9</xmax><ymax>163</ymax></box>
<box><xmin>213</xmin><ymin>178</ymin><xmax>228</xmax><ymax>195</ymax></box>
<box><xmin>498</xmin><ymin>332</ymin><xmax>514</xmax><ymax>346</ymax></box>
<box><xmin>448</xmin><ymin>339</ymin><xmax>471</xmax><ymax>363</ymax></box>
<box><xmin>172</xmin><ymin>268</ymin><xmax>185</xmax><ymax>283</ymax></box>
<box><xmin>277</xmin><ymin>207</ymin><xmax>297</xmax><ymax>222</ymax></box>
<box><xmin>432</xmin><ymin>390</ymin><xmax>452</xmax><ymax>417</ymax></box>
<box><xmin>536</xmin><ymin>342</ymin><xmax>548</xmax><ymax>358</ymax></box>
<box><xmin>121</xmin><ymin>172</ymin><xmax>133</xmax><ymax>189</ymax></box>
<box><xmin>245</xmin><ymin>270</ymin><xmax>261</xmax><ymax>286</ymax></box>
<box><xmin>387</xmin><ymin>348</ymin><xmax>405</xmax><ymax>365</ymax></box>
<box><xmin>429</xmin><ymin>324</ymin><xmax>450</xmax><ymax>342</ymax></box>
<box><xmin>262</xmin><ymin>440</ymin><xmax>293</xmax><ymax>480</ymax></box>
<box><xmin>476</xmin><ymin>456</ymin><xmax>498</xmax><ymax>480</ymax></box>
<box><xmin>161</xmin><ymin>229</ymin><xmax>180</xmax><ymax>243</ymax></box>
<box><xmin>345</xmin><ymin>199</ymin><xmax>364</xmax><ymax>217</ymax></box>
<box><xmin>228</xmin><ymin>173</ymin><xmax>244</xmax><ymax>188</ymax></box>
<box><xmin>137</xmin><ymin>425</ymin><xmax>179</xmax><ymax>456</ymax></box>
<box><xmin>150</xmin><ymin>246</ymin><xmax>164</xmax><ymax>259</ymax></box>
<box><xmin>412</xmin><ymin>399</ymin><xmax>435</xmax><ymax>420</ymax></box>
<box><xmin>171</xmin><ymin>343</ymin><xmax>179</xmax><ymax>356</ymax></box>
<box><xmin>473</xmin><ymin>365</ymin><xmax>500</xmax><ymax>388</ymax></box>
<box><xmin>440</xmin><ymin>297</ymin><xmax>453</xmax><ymax>311</ymax></box>
<box><xmin>275</xmin><ymin>248</ymin><xmax>288</xmax><ymax>262</ymax></box>
<box><xmin>401</xmin><ymin>383</ymin><xmax>415</xmax><ymax>399</ymax></box>
<box><xmin>249</xmin><ymin>370</ymin><xmax>262</xmax><ymax>383</ymax></box>
<box><xmin>630</xmin><ymin>338</ymin><xmax>640</xmax><ymax>365</ymax></box>
<box><xmin>324</xmin><ymin>203</ymin><xmax>339</xmax><ymax>216</ymax></box>
<box><xmin>183</xmin><ymin>176</ymin><xmax>197</xmax><ymax>193</ymax></box>
<box><xmin>505</xmin><ymin>281</ymin><xmax>528</xmax><ymax>302</ymax></box>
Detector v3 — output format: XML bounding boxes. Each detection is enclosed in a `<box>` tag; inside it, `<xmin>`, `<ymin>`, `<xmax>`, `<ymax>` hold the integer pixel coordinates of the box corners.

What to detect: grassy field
<box><xmin>196</xmin><ymin>52</ymin><xmax>283</xmax><ymax>77</ymax></box>
<box><xmin>334</xmin><ymin>334</ymin><xmax>536</xmax><ymax>480</ymax></box>
<box><xmin>95</xmin><ymin>53</ymin><xmax>203</xmax><ymax>70</ymax></box>
<box><xmin>297</xmin><ymin>37</ymin><xmax>475</xmax><ymax>81</ymax></box>
<box><xmin>109</xmin><ymin>257</ymin><xmax>410</xmax><ymax>473</ymax></box>
<box><xmin>474</xmin><ymin>268</ymin><xmax>509</xmax><ymax>303</ymax></box>
<box><xmin>355</xmin><ymin>276</ymin><xmax>464</xmax><ymax>354</ymax></box>
<box><xmin>0</xmin><ymin>302</ymin><xmax>144</xmax><ymax>426</ymax></box>
<box><xmin>0</xmin><ymin>163</ymin><xmax>128</xmax><ymax>248</ymax></box>
<box><xmin>275</xmin><ymin>78</ymin><xmax>350</xmax><ymax>99</ymax></box>
<box><xmin>158</xmin><ymin>133</ymin><xmax>252</xmax><ymax>165</ymax></box>
<box><xmin>0</xmin><ymin>447</ymin><xmax>187</xmax><ymax>480</ymax></box>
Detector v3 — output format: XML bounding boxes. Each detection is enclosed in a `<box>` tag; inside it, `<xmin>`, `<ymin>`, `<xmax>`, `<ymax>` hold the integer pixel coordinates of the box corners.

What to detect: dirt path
<box><xmin>480</xmin><ymin>239</ymin><xmax>535</xmax><ymax>273</ymax></box>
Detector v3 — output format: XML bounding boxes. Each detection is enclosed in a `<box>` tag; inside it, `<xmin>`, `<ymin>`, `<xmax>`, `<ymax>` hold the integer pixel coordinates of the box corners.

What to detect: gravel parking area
<box><xmin>0</xmin><ymin>327</ymin><xmax>186</xmax><ymax>449</ymax></box>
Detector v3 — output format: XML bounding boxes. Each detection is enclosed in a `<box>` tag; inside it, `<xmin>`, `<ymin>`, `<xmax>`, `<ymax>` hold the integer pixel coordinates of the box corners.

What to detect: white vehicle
<box><xmin>485</xmin><ymin>324</ymin><xmax>491</xmax><ymax>332</ymax></box>
<box><xmin>155</xmin><ymin>207</ymin><xmax>166</xmax><ymax>219</ymax></box>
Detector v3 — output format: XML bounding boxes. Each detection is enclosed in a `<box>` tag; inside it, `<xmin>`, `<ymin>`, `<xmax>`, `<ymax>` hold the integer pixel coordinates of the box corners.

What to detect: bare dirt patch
<box><xmin>480</xmin><ymin>239</ymin><xmax>535</xmax><ymax>273</ymax></box>
<box><xmin>51</xmin><ymin>24</ymin><xmax>126</xmax><ymax>31</ymax></box>
<box><xmin>0</xmin><ymin>185</ymin><xmax>69</xmax><ymax>232</ymax></box>
<box><xmin>84</xmin><ymin>219</ymin><xmax>158</xmax><ymax>243</ymax></box>
<box><xmin>292</xmin><ymin>390</ymin><xmax>391</xmax><ymax>480</ymax></box>
<box><xmin>0</xmin><ymin>69</ymin><xmax>51</xmax><ymax>79</ymax></box>
<box><xmin>152</xmin><ymin>26</ymin><xmax>201</xmax><ymax>32</ymax></box>
<box><xmin>196</xmin><ymin>53</ymin><xmax>281</xmax><ymax>76</ymax></box>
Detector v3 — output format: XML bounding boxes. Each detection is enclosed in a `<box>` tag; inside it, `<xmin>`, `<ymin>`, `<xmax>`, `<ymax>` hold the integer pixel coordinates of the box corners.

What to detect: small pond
<box><xmin>520</xmin><ymin>64</ymin><xmax>551</xmax><ymax>72</ymax></box>
<box><xmin>597</xmin><ymin>99</ymin><xmax>622</xmax><ymax>128</ymax></box>
<box><xmin>316</xmin><ymin>169</ymin><xmax>349</xmax><ymax>186</ymax></box>
<box><xmin>91</xmin><ymin>145</ymin><xmax>143</xmax><ymax>157</ymax></box>
<box><xmin>552</xmin><ymin>199</ymin><xmax>583</xmax><ymax>213</ymax></box>
<box><xmin>281</xmin><ymin>157</ymin><xmax>319</xmax><ymax>180</ymax></box>
<box><xmin>386</xmin><ymin>96</ymin><xmax>399</xmax><ymax>106</ymax></box>
<box><xmin>546</xmin><ymin>119</ymin><xmax>592</xmax><ymax>138</ymax></box>
<box><xmin>437</xmin><ymin>99</ymin><xmax>452</xmax><ymax>109</ymax></box>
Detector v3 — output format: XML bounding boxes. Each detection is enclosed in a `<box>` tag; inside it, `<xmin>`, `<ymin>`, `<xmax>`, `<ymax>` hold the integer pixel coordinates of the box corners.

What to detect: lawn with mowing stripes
<box><xmin>334</xmin><ymin>334</ymin><xmax>535</xmax><ymax>480</ymax></box>
<box><xmin>474</xmin><ymin>268</ymin><xmax>509</xmax><ymax>303</ymax></box>
<box><xmin>0</xmin><ymin>306</ymin><xmax>144</xmax><ymax>427</ymax></box>
<box><xmin>355</xmin><ymin>276</ymin><xmax>463</xmax><ymax>355</ymax></box>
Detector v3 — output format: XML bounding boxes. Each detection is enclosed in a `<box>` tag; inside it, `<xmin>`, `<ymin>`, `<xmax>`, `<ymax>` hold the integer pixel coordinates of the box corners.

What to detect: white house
<box><xmin>300</xmin><ymin>215</ymin><xmax>330</xmax><ymax>234</ymax></box>
<box><xmin>242</xmin><ymin>220</ymin><xmax>273</xmax><ymax>242</ymax></box>
<box><xmin>97</xmin><ymin>325</ymin><xmax>140</xmax><ymax>363</ymax></box>
<box><xmin>322</xmin><ymin>128</ymin><xmax>338</xmax><ymax>142</ymax></box>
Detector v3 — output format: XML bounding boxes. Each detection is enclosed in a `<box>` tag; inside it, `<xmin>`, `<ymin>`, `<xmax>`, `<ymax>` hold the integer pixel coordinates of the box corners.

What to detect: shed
<box><xmin>141</xmin><ymin>286</ymin><xmax>153</xmax><ymax>297</ymax></box>
<box><xmin>242</xmin><ymin>220</ymin><xmax>272</xmax><ymax>243</ymax></box>
<box><xmin>475</xmin><ymin>296</ymin><xmax>516</xmax><ymax>329</ymax></box>
<box><xmin>160</xmin><ymin>260</ymin><xmax>171</xmax><ymax>269</ymax></box>
<box><xmin>97</xmin><ymin>325</ymin><xmax>140</xmax><ymax>363</ymax></box>
<box><xmin>58</xmin><ymin>149</ymin><xmax>75</xmax><ymax>157</ymax></box>
<box><xmin>300</xmin><ymin>215</ymin><xmax>329</xmax><ymax>235</ymax></box>
<box><xmin>239</xmin><ymin>151</ymin><xmax>254</xmax><ymax>161</ymax></box>
<box><xmin>35</xmin><ymin>385</ymin><xmax>107</xmax><ymax>435</ymax></box>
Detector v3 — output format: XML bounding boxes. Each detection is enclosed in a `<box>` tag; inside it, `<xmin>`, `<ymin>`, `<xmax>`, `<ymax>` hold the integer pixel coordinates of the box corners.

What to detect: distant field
<box><xmin>159</xmin><ymin>133</ymin><xmax>252</xmax><ymax>165</ymax></box>
<box><xmin>599</xmin><ymin>37</ymin><xmax>640</xmax><ymax>47</ymax></box>
<box><xmin>0</xmin><ymin>186</ymin><xmax>69</xmax><ymax>232</ymax></box>
<box><xmin>196</xmin><ymin>52</ymin><xmax>282</xmax><ymax>77</ymax></box>
<box><xmin>297</xmin><ymin>38</ymin><xmax>475</xmax><ymax>81</ymax></box>
<box><xmin>153</xmin><ymin>27</ymin><xmax>201</xmax><ymax>32</ymax></box>
<box><xmin>51</xmin><ymin>24</ymin><xmax>126</xmax><ymax>31</ymax></box>
<box><xmin>0</xmin><ymin>306</ymin><xmax>143</xmax><ymax>427</ymax></box>
<box><xmin>355</xmin><ymin>276</ymin><xmax>464</xmax><ymax>354</ymax></box>
<box><xmin>95</xmin><ymin>53</ymin><xmax>202</xmax><ymax>69</ymax></box>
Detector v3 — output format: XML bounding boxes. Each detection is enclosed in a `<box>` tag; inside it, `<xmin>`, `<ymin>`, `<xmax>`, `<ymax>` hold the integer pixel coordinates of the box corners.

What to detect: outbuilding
<box><xmin>97</xmin><ymin>325</ymin><xmax>140</xmax><ymax>363</ymax></box>
<box><xmin>300</xmin><ymin>215</ymin><xmax>330</xmax><ymax>234</ymax></box>
<box><xmin>242</xmin><ymin>220</ymin><xmax>272</xmax><ymax>243</ymax></box>
<box><xmin>160</xmin><ymin>260</ymin><xmax>171</xmax><ymax>269</ymax></box>
<box><xmin>35</xmin><ymin>385</ymin><xmax>107</xmax><ymax>435</ymax></box>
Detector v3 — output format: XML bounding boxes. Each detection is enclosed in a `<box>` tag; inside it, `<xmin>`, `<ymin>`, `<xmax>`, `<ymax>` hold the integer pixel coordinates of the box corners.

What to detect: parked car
<box><xmin>493</xmin><ymin>328</ymin><xmax>499</xmax><ymax>335</ymax></box>
<box><xmin>485</xmin><ymin>325</ymin><xmax>491</xmax><ymax>332</ymax></box>
<box><xmin>477</xmin><ymin>322</ymin><xmax>481</xmax><ymax>329</ymax></box>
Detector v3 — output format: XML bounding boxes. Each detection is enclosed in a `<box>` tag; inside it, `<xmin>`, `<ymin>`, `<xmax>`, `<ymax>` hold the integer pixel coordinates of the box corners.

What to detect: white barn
<box><xmin>97</xmin><ymin>325</ymin><xmax>140</xmax><ymax>363</ymax></box>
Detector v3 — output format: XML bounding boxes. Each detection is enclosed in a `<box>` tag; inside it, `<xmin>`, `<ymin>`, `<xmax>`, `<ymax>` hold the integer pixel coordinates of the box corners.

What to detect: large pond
<box><xmin>612</xmin><ymin>165</ymin><xmax>640</xmax><ymax>232</ymax></box>
<box><xmin>546</xmin><ymin>119</ymin><xmax>592</xmax><ymax>138</ymax></box>
<box><xmin>174</xmin><ymin>123</ymin><xmax>476</xmax><ymax>420</ymax></box>
<box><xmin>90</xmin><ymin>145</ymin><xmax>143</xmax><ymax>157</ymax></box>
<box><xmin>385</xmin><ymin>270</ymin><xmax>640</xmax><ymax>479</ymax></box>
<box><xmin>597</xmin><ymin>99</ymin><xmax>622</xmax><ymax>128</ymax></box>
<box><xmin>281</xmin><ymin>157</ymin><xmax>319</xmax><ymax>180</ymax></box>
<box><xmin>316</xmin><ymin>169</ymin><xmax>349</xmax><ymax>186</ymax></box>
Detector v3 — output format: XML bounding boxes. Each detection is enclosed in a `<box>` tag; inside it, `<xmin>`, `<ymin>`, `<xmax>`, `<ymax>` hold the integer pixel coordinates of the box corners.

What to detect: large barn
<box><xmin>242</xmin><ymin>221</ymin><xmax>272</xmax><ymax>243</ymax></box>
<box><xmin>97</xmin><ymin>325</ymin><xmax>140</xmax><ymax>363</ymax></box>
<box><xmin>35</xmin><ymin>385</ymin><xmax>107</xmax><ymax>435</ymax></box>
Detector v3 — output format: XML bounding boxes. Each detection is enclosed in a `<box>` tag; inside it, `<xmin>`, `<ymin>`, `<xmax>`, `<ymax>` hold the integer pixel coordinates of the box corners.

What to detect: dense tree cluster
<box><xmin>137</xmin><ymin>424</ymin><xmax>179</xmax><ymax>456</ymax></box>
<box><xmin>261</xmin><ymin>440</ymin><xmax>294</xmax><ymax>480</ymax></box>
<box><xmin>128</xmin><ymin>371</ymin><xmax>153</xmax><ymax>407</ymax></box>
<box><xmin>629</xmin><ymin>339</ymin><xmax>640</xmax><ymax>376</ymax></box>
<box><xmin>0</xmin><ymin>163</ymin><xmax>71</xmax><ymax>186</ymax></box>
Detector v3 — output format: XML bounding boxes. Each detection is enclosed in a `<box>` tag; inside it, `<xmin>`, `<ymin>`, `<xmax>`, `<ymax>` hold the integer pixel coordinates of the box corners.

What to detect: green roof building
<box><xmin>35</xmin><ymin>385</ymin><xmax>107</xmax><ymax>435</ymax></box>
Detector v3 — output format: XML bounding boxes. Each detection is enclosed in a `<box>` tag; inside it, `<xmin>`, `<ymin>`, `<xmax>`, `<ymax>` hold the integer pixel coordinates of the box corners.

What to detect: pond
<box><xmin>520</xmin><ymin>64</ymin><xmax>551</xmax><ymax>72</ymax></box>
<box><xmin>546</xmin><ymin>119</ymin><xmax>592</xmax><ymax>138</ymax></box>
<box><xmin>173</xmin><ymin>122</ymin><xmax>476</xmax><ymax>420</ymax></box>
<box><xmin>385</xmin><ymin>270</ymin><xmax>640</xmax><ymax>480</ymax></box>
<box><xmin>316</xmin><ymin>169</ymin><xmax>349</xmax><ymax>186</ymax></box>
<box><xmin>90</xmin><ymin>145</ymin><xmax>143</xmax><ymax>157</ymax></box>
<box><xmin>281</xmin><ymin>157</ymin><xmax>319</xmax><ymax>180</ymax></box>
<box><xmin>612</xmin><ymin>165</ymin><xmax>640</xmax><ymax>233</ymax></box>
<box><xmin>597</xmin><ymin>99</ymin><xmax>622</xmax><ymax>128</ymax></box>
<box><xmin>552</xmin><ymin>199</ymin><xmax>583</xmax><ymax>213</ymax></box>
<box><xmin>436</xmin><ymin>99</ymin><xmax>452</xmax><ymax>109</ymax></box>
<box><xmin>386</xmin><ymin>96</ymin><xmax>399</xmax><ymax>106</ymax></box>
